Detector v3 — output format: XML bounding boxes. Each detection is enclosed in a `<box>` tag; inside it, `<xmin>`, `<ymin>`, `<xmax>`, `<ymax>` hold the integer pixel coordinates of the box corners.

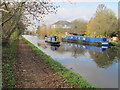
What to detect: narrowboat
<box><xmin>62</xmin><ymin>35</ymin><xmax>109</xmax><ymax>46</ymax></box>
<box><xmin>45</xmin><ymin>36</ymin><xmax>60</xmax><ymax>46</ymax></box>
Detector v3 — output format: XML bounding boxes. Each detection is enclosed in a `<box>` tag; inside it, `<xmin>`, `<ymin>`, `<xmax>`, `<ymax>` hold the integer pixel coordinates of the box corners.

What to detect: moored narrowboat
<box><xmin>62</xmin><ymin>35</ymin><xmax>109</xmax><ymax>46</ymax></box>
<box><xmin>45</xmin><ymin>36</ymin><xmax>60</xmax><ymax>46</ymax></box>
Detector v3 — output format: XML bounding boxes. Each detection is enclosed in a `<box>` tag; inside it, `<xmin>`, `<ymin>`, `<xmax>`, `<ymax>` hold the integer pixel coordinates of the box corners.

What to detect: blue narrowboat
<box><xmin>62</xmin><ymin>35</ymin><xmax>109</xmax><ymax>46</ymax></box>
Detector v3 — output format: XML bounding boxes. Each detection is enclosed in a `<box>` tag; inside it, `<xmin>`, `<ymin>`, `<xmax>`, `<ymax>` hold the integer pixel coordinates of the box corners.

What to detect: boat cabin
<box><xmin>45</xmin><ymin>36</ymin><xmax>60</xmax><ymax>46</ymax></box>
<box><xmin>45</xmin><ymin>36</ymin><xmax>57</xmax><ymax>42</ymax></box>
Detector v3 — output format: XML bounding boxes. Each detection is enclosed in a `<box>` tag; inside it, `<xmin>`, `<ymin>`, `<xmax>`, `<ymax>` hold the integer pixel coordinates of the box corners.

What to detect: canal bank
<box><xmin>22</xmin><ymin>35</ymin><xmax>119</xmax><ymax>88</ymax></box>
<box><xmin>14</xmin><ymin>38</ymin><xmax>70</xmax><ymax>88</ymax></box>
<box><xmin>2</xmin><ymin>40</ymin><xmax>18</xmax><ymax>88</ymax></box>
<box><xmin>20</xmin><ymin>37</ymin><xmax>96</xmax><ymax>88</ymax></box>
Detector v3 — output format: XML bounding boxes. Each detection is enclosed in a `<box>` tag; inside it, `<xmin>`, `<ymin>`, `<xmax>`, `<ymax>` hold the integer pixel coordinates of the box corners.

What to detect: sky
<box><xmin>27</xmin><ymin>0</ymin><xmax>119</xmax><ymax>31</ymax></box>
<box><xmin>39</xmin><ymin>0</ymin><xmax>119</xmax><ymax>26</ymax></box>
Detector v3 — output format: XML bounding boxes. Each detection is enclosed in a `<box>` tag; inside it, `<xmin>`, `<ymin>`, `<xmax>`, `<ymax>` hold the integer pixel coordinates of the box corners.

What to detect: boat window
<box><xmin>77</xmin><ymin>37</ymin><xmax>79</xmax><ymax>39</ymax></box>
<box><xmin>73</xmin><ymin>37</ymin><xmax>76</xmax><ymax>39</ymax></box>
<box><xmin>103</xmin><ymin>38</ymin><xmax>107</xmax><ymax>41</ymax></box>
<box><xmin>64</xmin><ymin>35</ymin><xmax>66</xmax><ymax>38</ymax></box>
<box><xmin>68</xmin><ymin>36</ymin><xmax>71</xmax><ymax>39</ymax></box>
<box><xmin>83</xmin><ymin>38</ymin><xmax>86</xmax><ymax>40</ymax></box>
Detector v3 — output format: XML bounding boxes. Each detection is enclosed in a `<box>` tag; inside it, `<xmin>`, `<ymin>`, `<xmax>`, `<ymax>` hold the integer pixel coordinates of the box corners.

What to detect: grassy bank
<box><xmin>2</xmin><ymin>40</ymin><xmax>18</xmax><ymax>88</ymax></box>
<box><xmin>22</xmin><ymin>36</ymin><xmax>97</xmax><ymax>88</ymax></box>
<box><xmin>2</xmin><ymin>29</ymin><xmax>21</xmax><ymax>88</ymax></box>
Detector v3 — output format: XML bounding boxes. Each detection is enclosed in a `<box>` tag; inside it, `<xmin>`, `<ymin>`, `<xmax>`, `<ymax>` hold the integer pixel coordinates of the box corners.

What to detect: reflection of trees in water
<box><xmin>71</xmin><ymin>47</ymin><xmax>85</xmax><ymax>58</ymax></box>
<box><xmin>56</xmin><ymin>45</ymin><xmax>85</xmax><ymax>58</ymax></box>
<box><xmin>89</xmin><ymin>48</ymin><xmax>118</xmax><ymax>68</ymax></box>
<box><xmin>37</xmin><ymin>43</ymin><xmax>47</xmax><ymax>49</ymax></box>
<box><xmin>55</xmin><ymin>43</ymin><xmax>120</xmax><ymax>66</ymax></box>
<box><xmin>116</xmin><ymin>47</ymin><xmax>120</xmax><ymax>60</ymax></box>
<box><xmin>56</xmin><ymin>45</ymin><xmax>69</xmax><ymax>53</ymax></box>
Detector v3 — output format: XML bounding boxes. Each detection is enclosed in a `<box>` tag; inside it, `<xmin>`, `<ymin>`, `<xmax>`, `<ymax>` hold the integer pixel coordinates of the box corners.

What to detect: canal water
<box><xmin>22</xmin><ymin>35</ymin><xmax>119</xmax><ymax>88</ymax></box>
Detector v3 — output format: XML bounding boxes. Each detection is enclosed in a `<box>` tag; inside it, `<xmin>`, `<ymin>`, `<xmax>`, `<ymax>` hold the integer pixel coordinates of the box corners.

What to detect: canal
<box><xmin>22</xmin><ymin>35</ymin><xmax>119</xmax><ymax>88</ymax></box>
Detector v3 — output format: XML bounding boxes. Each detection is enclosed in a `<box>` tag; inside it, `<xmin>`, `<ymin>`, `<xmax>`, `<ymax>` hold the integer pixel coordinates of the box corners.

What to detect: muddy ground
<box><xmin>14</xmin><ymin>39</ymin><xmax>71</xmax><ymax>88</ymax></box>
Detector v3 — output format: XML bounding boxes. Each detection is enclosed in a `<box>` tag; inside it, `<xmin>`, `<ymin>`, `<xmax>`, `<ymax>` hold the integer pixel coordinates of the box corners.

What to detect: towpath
<box><xmin>14</xmin><ymin>39</ymin><xmax>70</xmax><ymax>88</ymax></box>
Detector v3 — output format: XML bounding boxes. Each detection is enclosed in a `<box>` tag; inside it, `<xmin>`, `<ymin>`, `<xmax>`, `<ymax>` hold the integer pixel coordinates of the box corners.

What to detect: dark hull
<box><xmin>45</xmin><ymin>41</ymin><xmax>60</xmax><ymax>46</ymax></box>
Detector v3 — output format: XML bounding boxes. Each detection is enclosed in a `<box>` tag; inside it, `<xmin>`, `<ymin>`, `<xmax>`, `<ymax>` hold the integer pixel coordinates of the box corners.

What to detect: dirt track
<box><xmin>14</xmin><ymin>39</ymin><xmax>70</xmax><ymax>88</ymax></box>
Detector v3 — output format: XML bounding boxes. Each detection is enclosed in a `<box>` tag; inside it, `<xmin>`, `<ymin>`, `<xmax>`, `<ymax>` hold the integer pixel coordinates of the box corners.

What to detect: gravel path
<box><xmin>14</xmin><ymin>39</ymin><xmax>70</xmax><ymax>88</ymax></box>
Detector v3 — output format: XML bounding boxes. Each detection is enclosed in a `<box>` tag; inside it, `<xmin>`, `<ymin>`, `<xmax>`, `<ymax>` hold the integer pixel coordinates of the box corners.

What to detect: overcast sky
<box><xmin>28</xmin><ymin>0</ymin><xmax>119</xmax><ymax>31</ymax></box>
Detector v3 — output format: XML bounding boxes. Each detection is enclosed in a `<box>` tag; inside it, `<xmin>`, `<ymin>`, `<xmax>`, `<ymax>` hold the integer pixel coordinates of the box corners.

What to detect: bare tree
<box><xmin>0</xmin><ymin>0</ymin><xmax>58</xmax><ymax>41</ymax></box>
<box><xmin>96</xmin><ymin>4</ymin><xmax>107</xmax><ymax>13</ymax></box>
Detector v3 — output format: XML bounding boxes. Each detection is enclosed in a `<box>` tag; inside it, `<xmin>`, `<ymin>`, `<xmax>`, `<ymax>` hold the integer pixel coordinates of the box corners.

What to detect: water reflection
<box><xmin>62</xmin><ymin>42</ymin><xmax>108</xmax><ymax>52</ymax></box>
<box><xmin>50</xmin><ymin>45</ymin><xmax>60</xmax><ymax>51</ymax></box>
<box><xmin>23</xmin><ymin>35</ymin><xmax>118</xmax><ymax>88</ymax></box>
<box><xmin>37</xmin><ymin>40</ymin><xmax>119</xmax><ymax>68</ymax></box>
<box><xmin>37</xmin><ymin>43</ymin><xmax>47</xmax><ymax>49</ymax></box>
<box><xmin>62</xmin><ymin>42</ymin><xmax>118</xmax><ymax>68</ymax></box>
<box><xmin>89</xmin><ymin>48</ymin><xmax>118</xmax><ymax>68</ymax></box>
<box><xmin>38</xmin><ymin>42</ymin><xmax>60</xmax><ymax>51</ymax></box>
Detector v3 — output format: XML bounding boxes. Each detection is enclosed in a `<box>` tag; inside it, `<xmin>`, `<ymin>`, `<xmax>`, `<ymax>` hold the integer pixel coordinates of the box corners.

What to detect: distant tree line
<box><xmin>36</xmin><ymin>19</ymin><xmax>87</xmax><ymax>39</ymax></box>
<box><xmin>36</xmin><ymin>4</ymin><xmax>119</xmax><ymax>39</ymax></box>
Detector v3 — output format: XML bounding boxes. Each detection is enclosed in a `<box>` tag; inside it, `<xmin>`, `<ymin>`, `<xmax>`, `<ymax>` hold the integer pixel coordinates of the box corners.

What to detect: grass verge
<box><xmin>2</xmin><ymin>40</ymin><xmax>18</xmax><ymax>88</ymax></box>
<box><xmin>22</xmin><ymin>36</ymin><xmax>97</xmax><ymax>88</ymax></box>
